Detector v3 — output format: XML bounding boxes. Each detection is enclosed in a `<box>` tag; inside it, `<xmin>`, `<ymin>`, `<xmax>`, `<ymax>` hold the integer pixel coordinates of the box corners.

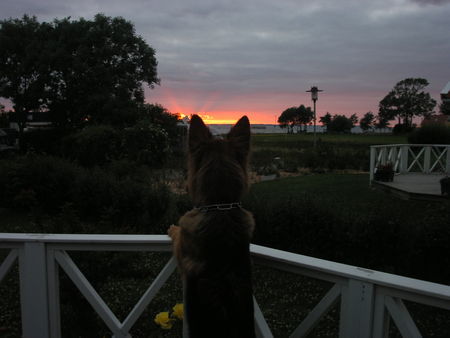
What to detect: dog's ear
<box><xmin>227</xmin><ymin>116</ymin><xmax>250</xmax><ymax>155</ymax></box>
<box><xmin>189</xmin><ymin>114</ymin><xmax>212</xmax><ymax>150</ymax></box>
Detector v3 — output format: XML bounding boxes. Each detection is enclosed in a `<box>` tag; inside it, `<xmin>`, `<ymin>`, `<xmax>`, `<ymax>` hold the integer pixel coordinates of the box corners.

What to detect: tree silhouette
<box><xmin>378</xmin><ymin>78</ymin><xmax>436</xmax><ymax>127</ymax></box>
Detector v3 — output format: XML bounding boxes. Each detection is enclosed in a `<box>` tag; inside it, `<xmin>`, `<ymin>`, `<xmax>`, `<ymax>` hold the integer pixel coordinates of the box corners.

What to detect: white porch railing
<box><xmin>1</xmin><ymin>233</ymin><xmax>449</xmax><ymax>338</ymax></box>
<box><xmin>369</xmin><ymin>144</ymin><xmax>450</xmax><ymax>182</ymax></box>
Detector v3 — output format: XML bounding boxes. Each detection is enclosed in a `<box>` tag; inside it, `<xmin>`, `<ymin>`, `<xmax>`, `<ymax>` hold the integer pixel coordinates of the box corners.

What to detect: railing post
<box><xmin>339</xmin><ymin>279</ymin><xmax>375</xmax><ymax>338</ymax></box>
<box><xmin>400</xmin><ymin>145</ymin><xmax>409</xmax><ymax>173</ymax></box>
<box><xmin>369</xmin><ymin>147</ymin><xmax>376</xmax><ymax>184</ymax></box>
<box><xmin>446</xmin><ymin>146</ymin><xmax>450</xmax><ymax>175</ymax></box>
<box><xmin>19</xmin><ymin>242</ymin><xmax>50</xmax><ymax>338</ymax></box>
<box><xmin>381</xmin><ymin>147</ymin><xmax>387</xmax><ymax>165</ymax></box>
<box><xmin>424</xmin><ymin>146</ymin><xmax>431</xmax><ymax>173</ymax></box>
<box><xmin>47</xmin><ymin>249</ymin><xmax>61</xmax><ymax>338</ymax></box>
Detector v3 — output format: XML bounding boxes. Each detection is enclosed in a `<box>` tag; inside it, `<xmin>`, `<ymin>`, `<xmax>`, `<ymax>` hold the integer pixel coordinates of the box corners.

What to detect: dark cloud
<box><xmin>1</xmin><ymin>0</ymin><xmax>450</xmax><ymax>117</ymax></box>
<box><xmin>410</xmin><ymin>0</ymin><xmax>450</xmax><ymax>5</ymax></box>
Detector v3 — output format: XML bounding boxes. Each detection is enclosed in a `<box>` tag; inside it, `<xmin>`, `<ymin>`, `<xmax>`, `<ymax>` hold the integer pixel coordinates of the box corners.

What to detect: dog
<box><xmin>168</xmin><ymin>114</ymin><xmax>255</xmax><ymax>337</ymax></box>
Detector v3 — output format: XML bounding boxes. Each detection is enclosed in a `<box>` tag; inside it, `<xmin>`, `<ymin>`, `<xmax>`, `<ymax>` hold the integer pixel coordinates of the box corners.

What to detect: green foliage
<box><xmin>408</xmin><ymin>122</ymin><xmax>450</xmax><ymax>144</ymax></box>
<box><xmin>0</xmin><ymin>155</ymin><xmax>179</xmax><ymax>231</ymax></box>
<box><xmin>245</xmin><ymin>174</ymin><xmax>450</xmax><ymax>284</ymax></box>
<box><xmin>122</xmin><ymin>122</ymin><xmax>171</xmax><ymax>166</ymax></box>
<box><xmin>440</xmin><ymin>101</ymin><xmax>450</xmax><ymax>115</ymax></box>
<box><xmin>327</xmin><ymin>114</ymin><xmax>354</xmax><ymax>133</ymax></box>
<box><xmin>319</xmin><ymin>112</ymin><xmax>332</xmax><ymax>130</ymax></box>
<box><xmin>0</xmin><ymin>14</ymin><xmax>159</xmax><ymax>130</ymax></box>
<box><xmin>278</xmin><ymin>105</ymin><xmax>313</xmax><ymax>133</ymax></box>
<box><xmin>63</xmin><ymin>122</ymin><xmax>171</xmax><ymax>167</ymax></box>
<box><xmin>0</xmin><ymin>15</ymin><xmax>49</xmax><ymax>134</ymax></box>
<box><xmin>378</xmin><ymin>78</ymin><xmax>437</xmax><ymax>127</ymax></box>
<box><xmin>359</xmin><ymin>111</ymin><xmax>375</xmax><ymax>131</ymax></box>
<box><xmin>64</xmin><ymin>125</ymin><xmax>121</xmax><ymax>166</ymax></box>
<box><xmin>392</xmin><ymin>123</ymin><xmax>416</xmax><ymax>135</ymax></box>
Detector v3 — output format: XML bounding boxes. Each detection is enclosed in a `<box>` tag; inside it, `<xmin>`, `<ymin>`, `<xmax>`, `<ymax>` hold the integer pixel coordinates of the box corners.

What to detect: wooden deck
<box><xmin>372</xmin><ymin>173</ymin><xmax>448</xmax><ymax>201</ymax></box>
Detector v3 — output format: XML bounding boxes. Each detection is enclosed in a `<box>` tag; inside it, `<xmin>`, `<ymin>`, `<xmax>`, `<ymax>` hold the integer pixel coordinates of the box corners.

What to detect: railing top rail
<box><xmin>0</xmin><ymin>233</ymin><xmax>170</xmax><ymax>245</ymax></box>
<box><xmin>1</xmin><ymin>233</ymin><xmax>449</xmax><ymax>302</ymax></box>
<box><xmin>370</xmin><ymin>144</ymin><xmax>450</xmax><ymax>148</ymax></box>
<box><xmin>251</xmin><ymin>244</ymin><xmax>450</xmax><ymax>302</ymax></box>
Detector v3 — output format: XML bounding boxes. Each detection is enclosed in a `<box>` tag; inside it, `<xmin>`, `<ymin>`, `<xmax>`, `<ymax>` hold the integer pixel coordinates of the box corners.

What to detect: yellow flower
<box><xmin>154</xmin><ymin>312</ymin><xmax>173</xmax><ymax>329</ymax></box>
<box><xmin>172</xmin><ymin>303</ymin><xmax>184</xmax><ymax>320</ymax></box>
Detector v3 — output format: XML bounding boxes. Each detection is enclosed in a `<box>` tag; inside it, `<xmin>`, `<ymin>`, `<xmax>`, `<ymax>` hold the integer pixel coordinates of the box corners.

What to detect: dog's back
<box><xmin>177</xmin><ymin>115</ymin><xmax>255</xmax><ymax>337</ymax></box>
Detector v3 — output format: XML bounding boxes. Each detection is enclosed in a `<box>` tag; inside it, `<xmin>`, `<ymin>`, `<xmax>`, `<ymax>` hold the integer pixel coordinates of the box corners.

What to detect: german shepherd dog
<box><xmin>168</xmin><ymin>115</ymin><xmax>255</xmax><ymax>337</ymax></box>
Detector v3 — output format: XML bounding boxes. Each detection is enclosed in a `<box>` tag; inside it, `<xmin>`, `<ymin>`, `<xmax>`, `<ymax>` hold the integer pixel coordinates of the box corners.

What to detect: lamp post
<box><xmin>306</xmin><ymin>86</ymin><xmax>323</xmax><ymax>148</ymax></box>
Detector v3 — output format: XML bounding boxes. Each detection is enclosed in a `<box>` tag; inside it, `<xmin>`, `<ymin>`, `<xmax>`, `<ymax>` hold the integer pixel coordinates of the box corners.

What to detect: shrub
<box><xmin>408</xmin><ymin>122</ymin><xmax>450</xmax><ymax>144</ymax></box>
<box><xmin>0</xmin><ymin>155</ymin><xmax>81</xmax><ymax>212</ymax></box>
<box><xmin>393</xmin><ymin>123</ymin><xmax>415</xmax><ymax>135</ymax></box>
<box><xmin>121</xmin><ymin>122</ymin><xmax>171</xmax><ymax>166</ymax></box>
<box><xmin>63</xmin><ymin>125</ymin><xmax>122</xmax><ymax>167</ymax></box>
<box><xmin>0</xmin><ymin>155</ymin><xmax>178</xmax><ymax>232</ymax></box>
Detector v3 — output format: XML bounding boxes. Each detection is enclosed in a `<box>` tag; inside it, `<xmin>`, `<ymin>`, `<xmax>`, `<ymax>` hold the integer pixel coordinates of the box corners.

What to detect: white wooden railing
<box><xmin>1</xmin><ymin>233</ymin><xmax>449</xmax><ymax>338</ymax></box>
<box><xmin>370</xmin><ymin>144</ymin><xmax>450</xmax><ymax>182</ymax></box>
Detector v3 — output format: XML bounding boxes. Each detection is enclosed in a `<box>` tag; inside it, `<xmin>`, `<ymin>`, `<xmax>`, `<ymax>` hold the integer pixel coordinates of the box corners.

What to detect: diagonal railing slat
<box><xmin>0</xmin><ymin>249</ymin><xmax>18</xmax><ymax>283</ymax></box>
<box><xmin>120</xmin><ymin>257</ymin><xmax>177</xmax><ymax>333</ymax></box>
<box><xmin>385</xmin><ymin>296</ymin><xmax>421</xmax><ymax>338</ymax></box>
<box><xmin>370</xmin><ymin>144</ymin><xmax>450</xmax><ymax>183</ymax></box>
<box><xmin>1</xmin><ymin>234</ymin><xmax>449</xmax><ymax>338</ymax></box>
<box><xmin>55</xmin><ymin>250</ymin><xmax>124</xmax><ymax>336</ymax></box>
<box><xmin>253</xmin><ymin>296</ymin><xmax>274</xmax><ymax>338</ymax></box>
<box><xmin>289</xmin><ymin>283</ymin><xmax>341</xmax><ymax>338</ymax></box>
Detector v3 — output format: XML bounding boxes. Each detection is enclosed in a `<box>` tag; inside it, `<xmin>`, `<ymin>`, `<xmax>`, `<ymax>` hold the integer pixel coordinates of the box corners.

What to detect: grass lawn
<box><xmin>252</xmin><ymin>133</ymin><xmax>408</xmax><ymax>149</ymax></box>
<box><xmin>246</xmin><ymin>173</ymin><xmax>450</xmax><ymax>337</ymax></box>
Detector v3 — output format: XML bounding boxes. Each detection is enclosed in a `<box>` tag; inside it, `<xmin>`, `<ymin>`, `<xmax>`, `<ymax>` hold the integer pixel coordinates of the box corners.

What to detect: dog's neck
<box><xmin>194</xmin><ymin>202</ymin><xmax>242</xmax><ymax>213</ymax></box>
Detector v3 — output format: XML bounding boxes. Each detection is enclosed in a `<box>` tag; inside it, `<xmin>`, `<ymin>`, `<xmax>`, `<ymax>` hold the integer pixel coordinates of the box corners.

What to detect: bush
<box><xmin>393</xmin><ymin>123</ymin><xmax>415</xmax><ymax>135</ymax></box>
<box><xmin>121</xmin><ymin>122</ymin><xmax>171</xmax><ymax>167</ymax></box>
<box><xmin>0</xmin><ymin>155</ymin><xmax>178</xmax><ymax>232</ymax></box>
<box><xmin>408</xmin><ymin>122</ymin><xmax>450</xmax><ymax>144</ymax></box>
<box><xmin>0</xmin><ymin>155</ymin><xmax>81</xmax><ymax>212</ymax></box>
<box><xmin>63</xmin><ymin>125</ymin><xmax>122</xmax><ymax>167</ymax></box>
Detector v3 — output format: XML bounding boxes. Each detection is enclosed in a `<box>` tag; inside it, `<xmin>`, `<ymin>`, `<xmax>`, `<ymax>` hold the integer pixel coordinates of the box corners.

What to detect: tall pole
<box><xmin>313</xmin><ymin>98</ymin><xmax>317</xmax><ymax>148</ymax></box>
<box><xmin>306</xmin><ymin>86</ymin><xmax>322</xmax><ymax>149</ymax></box>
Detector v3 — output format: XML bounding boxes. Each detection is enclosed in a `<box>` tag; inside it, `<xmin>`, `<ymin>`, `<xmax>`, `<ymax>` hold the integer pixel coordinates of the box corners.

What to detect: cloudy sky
<box><xmin>1</xmin><ymin>0</ymin><xmax>449</xmax><ymax>123</ymax></box>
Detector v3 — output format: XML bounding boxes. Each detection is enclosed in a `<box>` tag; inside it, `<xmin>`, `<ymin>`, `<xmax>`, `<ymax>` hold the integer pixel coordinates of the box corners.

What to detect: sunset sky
<box><xmin>1</xmin><ymin>0</ymin><xmax>450</xmax><ymax>124</ymax></box>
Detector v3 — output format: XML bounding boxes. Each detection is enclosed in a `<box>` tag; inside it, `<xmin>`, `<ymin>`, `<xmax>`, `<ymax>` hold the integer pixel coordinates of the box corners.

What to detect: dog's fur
<box><xmin>168</xmin><ymin>115</ymin><xmax>255</xmax><ymax>338</ymax></box>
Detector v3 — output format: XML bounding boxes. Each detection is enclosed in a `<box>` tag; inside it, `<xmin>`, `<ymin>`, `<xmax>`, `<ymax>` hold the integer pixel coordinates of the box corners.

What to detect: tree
<box><xmin>375</xmin><ymin>114</ymin><xmax>390</xmax><ymax>130</ymax></box>
<box><xmin>378</xmin><ymin>78</ymin><xmax>436</xmax><ymax>127</ymax></box>
<box><xmin>327</xmin><ymin>115</ymin><xmax>354</xmax><ymax>133</ymax></box>
<box><xmin>47</xmin><ymin>14</ymin><xmax>160</xmax><ymax>128</ymax></box>
<box><xmin>278</xmin><ymin>107</ymin><xmax>297</xmax><ymax>133</ymax></box>
<box><xmin>439</xmin><ymin>101</ymin><xmax>450</xmax><ymax>115</ymax></box>
<box><xmin>296</xmin><ymin>105</ymin><xmax>314</xmax><ymax>132</ymax></box>
<box><xmin>0</xmin><ymin>14</ymin><xmax>160</xmax><ymax>134</ymax></box>
<box><xmin>359</xmin><ymin>112</ymin><xmax>375</xmax><ymax>132</ymax></box>
<box><xmin>0</xmin><ymin>15</ymin><xmax>50</xmax><ymax>141</ymax></box>
<box><xmin>278</xmin><ymin>105</ymin><xmax>313</xmax><ymax>133</ymax></box>
<box><xmin>319</xmin><ymin>112</ymin><xmax>332</xmax><ymax>131</ymax></box>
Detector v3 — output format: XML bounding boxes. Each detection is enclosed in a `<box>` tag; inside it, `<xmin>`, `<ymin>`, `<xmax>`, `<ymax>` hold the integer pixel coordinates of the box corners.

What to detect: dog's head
<box><xmin>187</xmin><ymin>115</ymin><xmax>251</xmax><ymax>206</ymax></box>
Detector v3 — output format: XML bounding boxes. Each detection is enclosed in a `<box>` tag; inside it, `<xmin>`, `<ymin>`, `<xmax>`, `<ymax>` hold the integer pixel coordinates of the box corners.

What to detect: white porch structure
<box><xmin>369</xmin><ymin>144</ymin><xmax>450</xmax><ymax>199</ymax></box>
<box><xmin>1</xmin><ymin>233</ymin><xmax>449</xmax><ymax>338</ymax></box>
<box><xmin>369</xmin><ymin>144</ymin><xmax>450</xmax><ymax>181</ymax></box>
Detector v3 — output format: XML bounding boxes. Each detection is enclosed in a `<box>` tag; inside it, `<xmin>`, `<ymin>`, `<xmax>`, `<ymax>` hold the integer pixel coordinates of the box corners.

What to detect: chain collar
<box><xmin>195</xmin><ymin>202</ymin><xmax>242</xmax><ymax>213</ymax></box>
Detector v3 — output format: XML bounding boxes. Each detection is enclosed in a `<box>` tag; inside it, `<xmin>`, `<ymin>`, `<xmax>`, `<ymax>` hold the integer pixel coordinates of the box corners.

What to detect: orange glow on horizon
<box><xmin>175</xmin><ymin>111</ymin><xmax>276</xmax><ymax>124</ymax></box>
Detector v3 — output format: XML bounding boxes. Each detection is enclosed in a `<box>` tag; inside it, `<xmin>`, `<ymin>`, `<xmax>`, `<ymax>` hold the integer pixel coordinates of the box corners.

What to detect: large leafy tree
<box><xmin>378</xmin><ymin>78</ymin><xmax>436</xmax><ymax>127</ymax></box>
<box><xmin>0</xmin><ymin>15</ymin><xmax>50</xmax><ymax>137</ymax></box>
<box><xmin>359</xmin><ymin>111</ymin><xmax>375</xmax><ymax>131</ymax></box>
<box><xmin>327</xmin><ymin>114</ymin><xmax>354</xmax><ymax>133</ymax></box>
<box><xmin>319</xmin><ymin>112</ymin><xmax>332</xmax><ymax>131</ymax></box>
<box><xmin>47</xmin><ymin>14</ymin><xmax>160</xmax><ymax>128</ymax></box>
<box><xmin>0</xmin><ymin>14</ymin><xmax>160</xmax><ymax>133</ymax></box>
<box><xmin>439</xmin><ymin>101</ymin><xmax>450</xmax><ymax>115</ymax></box>
<box><xmin>278</xmin><ymin>105</ymin><xmax>313</xmax><ymax>133</ymax></box>
<box><xmin>278</xmin><ymin>107</ymin><xmax>297</xmax><ymax>133</ymax></box>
